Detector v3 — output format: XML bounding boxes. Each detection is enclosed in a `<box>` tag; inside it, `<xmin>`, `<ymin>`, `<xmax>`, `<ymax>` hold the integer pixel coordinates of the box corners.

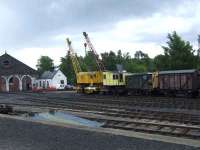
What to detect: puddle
<box><xmin>0</xmin><ymin>105</ymin><xmax>103</xmax><ymax>128</ymax></box>
<box><xmin>25</xmin><ymin>111</ymin><xmax>103</xmax><ymax>128</ymax></box>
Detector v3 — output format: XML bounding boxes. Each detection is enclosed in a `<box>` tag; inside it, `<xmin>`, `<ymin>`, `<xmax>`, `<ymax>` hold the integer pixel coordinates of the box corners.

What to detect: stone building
<box><xmin>0</xmin><ymin>53</ymin><xmax>38</xmax><ymax>92</ymax></box>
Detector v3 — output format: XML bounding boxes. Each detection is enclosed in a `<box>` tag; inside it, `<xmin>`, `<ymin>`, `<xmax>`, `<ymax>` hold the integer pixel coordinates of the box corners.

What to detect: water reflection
<box><xmin>27</xmin><ymin>110</ymin><xmax>103</xmax><ymax>128</ymax></box>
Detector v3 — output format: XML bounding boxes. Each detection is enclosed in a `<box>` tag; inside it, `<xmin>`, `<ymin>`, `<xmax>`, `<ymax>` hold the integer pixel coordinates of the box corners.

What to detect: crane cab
<box><xmin>102</xmin><ymin>71</ymin><xmax>126</xmax><ymax>94</ymax></box>
<box><xmin>76</xmin><ymin>71</ymin><xmax>103</xmax><ymax>93</ymax></box>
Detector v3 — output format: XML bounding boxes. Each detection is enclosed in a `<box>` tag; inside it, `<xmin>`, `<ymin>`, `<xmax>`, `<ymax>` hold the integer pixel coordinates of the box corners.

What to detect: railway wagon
<box><xmin>153</xmin><ymin>69</ymin><xmax>200</xmax><ymax>97</ymax></box>
<box><xmin>126</xmin><ymin>73</ymin><xmax>152</xmax><ymax>95</ymax></box>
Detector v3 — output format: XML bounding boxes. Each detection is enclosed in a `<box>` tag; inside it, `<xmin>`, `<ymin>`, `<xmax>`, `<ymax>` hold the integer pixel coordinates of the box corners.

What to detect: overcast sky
<box><xmin>0</xmin><ymin>0</ymin><xmax>200</xmax><ymax>69</ymax></box>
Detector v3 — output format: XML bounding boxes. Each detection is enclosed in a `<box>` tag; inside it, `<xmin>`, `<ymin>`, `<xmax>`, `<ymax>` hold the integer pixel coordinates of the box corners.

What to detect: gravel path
<box><xmin>0</xmin><ymin>117</ymin><xmax>198</xmax><ymax>150</ymax></box>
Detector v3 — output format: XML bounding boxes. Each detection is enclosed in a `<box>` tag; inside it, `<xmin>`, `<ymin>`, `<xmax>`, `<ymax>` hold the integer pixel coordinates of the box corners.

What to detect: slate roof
<box><xmin>0</xmin><ymin>53</ymin><xmax>38</xmax><ymax>76</ymax></box>
<box><xmin>39</xmin><ymin>70</ymin><xmax>59</xmax><ymax>79</ymax></box>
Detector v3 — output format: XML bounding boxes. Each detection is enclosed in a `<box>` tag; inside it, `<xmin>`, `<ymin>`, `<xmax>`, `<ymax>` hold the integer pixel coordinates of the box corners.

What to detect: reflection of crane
<box><xmin>66</xmin><ymin>38</ymin><xmax>82</xmax><ymax>76</ymax></box>
<box><xmin>83</xmin><ymin>32</ymin><xmax>105</xmax><ymax>72</ymax></box>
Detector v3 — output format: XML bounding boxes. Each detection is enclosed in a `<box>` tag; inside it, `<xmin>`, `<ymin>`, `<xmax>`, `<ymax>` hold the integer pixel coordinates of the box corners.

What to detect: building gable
<box><xmin>0</xmin><ymin>53</ymin><xmax>38</xmax><ymax>76</ymax></box>
<box><xmin>52</xmin><ymin>70</ymin><xmax>66</xmax><ymax>81</ymax></box>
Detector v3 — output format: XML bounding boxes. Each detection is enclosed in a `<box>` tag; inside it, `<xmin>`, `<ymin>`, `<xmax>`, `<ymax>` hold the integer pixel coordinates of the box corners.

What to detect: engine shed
<box><xmin>0</xmin><ymin>53</ymin><xmax>38</xmax><ymax>92</ymax></box>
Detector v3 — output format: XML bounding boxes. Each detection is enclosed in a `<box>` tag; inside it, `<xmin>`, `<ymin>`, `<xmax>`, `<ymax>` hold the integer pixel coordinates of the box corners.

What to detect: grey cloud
<box><xmin>0</xmin><ymin>0</ymin><xmax>195</xmax><ymax>50</ymax></box>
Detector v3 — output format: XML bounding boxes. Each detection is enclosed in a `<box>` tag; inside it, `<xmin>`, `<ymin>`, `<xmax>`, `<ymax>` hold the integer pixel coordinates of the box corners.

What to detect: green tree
<box><xmin>59</xmin><ymin>52</ymin><xmax>76</xmax><ymax>84</ymax></box>
<box><xmin>36</xmin><ymin>56</ymin><xmax>54</xmax><ymax>74</ymax></box>
<box><xmin>84</xmin><ymin>51</ymin><xmax>97</xmax><ymax>71</ymax></box>
<box><xmin>101</xmin><ymin>51</ymin><xmax>117</xmax><ymax>70</ymax></box>
<box><xmin>154</xmin><ymin>54</ymin><xmax>170</xmax><ymax>71</ymax></box>
<box><xmin>101</xmin><ymin>50</ymin><xmax>151</xmax><ymax>73</ymax></box>
<box><xmin>134</xmin><ymin>50</ymin><xmax>148</xmax><ymax>60</ymax></box>
<box><xmin>133</xmin><ymin>50</ymin><xmax>154</xmax><ymax>72</ymax></box>
<box><xmin>160</xmin><ymin>31</ymin><xmax>196</xmax><ymax>70</ymax></box>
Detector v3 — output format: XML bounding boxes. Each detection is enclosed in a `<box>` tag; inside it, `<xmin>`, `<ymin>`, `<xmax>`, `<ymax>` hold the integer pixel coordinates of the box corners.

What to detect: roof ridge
<box><xmin>0</xmin><ymin>53</ymin><xmax>38</xmax><ymax>76</ymax></box>
<box><xmin>0</xmin><ymin>53</ymin><xmax>37</xmax><ymax>71</ymax></box>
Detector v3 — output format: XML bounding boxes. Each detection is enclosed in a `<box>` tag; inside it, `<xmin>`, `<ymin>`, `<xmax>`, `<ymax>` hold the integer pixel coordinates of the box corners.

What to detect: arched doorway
<box><xmin>9</xmin><ymin>76</ymin><xmax>19</xmax><ymax>92</ymax></box>
<box><xmin>22</xmin><ymin>76</ymin><xmax>32</xmax><ymax>91</ymax></box>
<box><xmin>0</xmin><ymin>77</ymin><xmax>6</xmax><ymax>92</ymax></box>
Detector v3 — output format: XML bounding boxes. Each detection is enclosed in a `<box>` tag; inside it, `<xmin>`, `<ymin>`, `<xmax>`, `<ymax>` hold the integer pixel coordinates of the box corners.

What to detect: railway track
<box><xmin>27</xmin><ymin>92</ymin><xmax>200</xmax><ymax>110</ymax></box>
<box><xmin>77</xmin><ymin>112</ymin><xmax>200</xmax><ymax>139</ymax></box>
<box><xmin>3</xmin><ymin>92</ymin><xmax>200</xmax><ymax>110</ymax></box>
<box><xmin>2</xmin><ymin>101</ymin><xmax>200</xmax><ymax>139</ymax></box>
<box><xmin>0</xmin><ymin>92</ymin><xmax>200</xmax><ymax>139</ymax></box>
<box><xmin>1</xmin><ymin>92</ymin><xmax>200</xmax><ymax>125</ymax></box>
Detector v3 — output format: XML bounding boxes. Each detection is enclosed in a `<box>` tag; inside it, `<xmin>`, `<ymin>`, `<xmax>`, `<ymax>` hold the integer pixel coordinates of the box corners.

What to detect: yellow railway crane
<box><xmin>66</xmin><ymin>38</ymin><xmax>102</xmax><ymax>93</ymax></box>
<box><xmin>82</xmin><ymin>32</ymin><xmax>104</xmax><ymax>93</ymax></box>
<box><xmin>83</xmin><ymin>32</ymin><xmax>126</xmax><ymax>94</ymax></box>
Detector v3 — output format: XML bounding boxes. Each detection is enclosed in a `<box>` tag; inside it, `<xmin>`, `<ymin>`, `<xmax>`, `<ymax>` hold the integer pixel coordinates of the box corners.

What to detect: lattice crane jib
<box><xmin>83</xmin><ymin>32</ymin><xmax>105</xmax><ymax>72</ymax></box>
<box><xmin>66</xmin><ymin>38</ymin><xmax>82</xmax><ymax>75</ymax></box>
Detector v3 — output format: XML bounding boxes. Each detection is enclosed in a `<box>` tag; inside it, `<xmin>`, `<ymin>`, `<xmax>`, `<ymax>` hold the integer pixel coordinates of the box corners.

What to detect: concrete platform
<box><xmin>0</xmin><ymin>115</ymin><xmax>199</xmax><ymax>150</ymax></box>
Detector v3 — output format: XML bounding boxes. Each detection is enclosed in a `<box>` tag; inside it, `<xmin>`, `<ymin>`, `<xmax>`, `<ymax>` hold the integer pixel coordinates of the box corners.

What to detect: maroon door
<box><xmin>9</xmin><ymin>77</ymin><xmax>19</xmax><ymax>92</ymax></box>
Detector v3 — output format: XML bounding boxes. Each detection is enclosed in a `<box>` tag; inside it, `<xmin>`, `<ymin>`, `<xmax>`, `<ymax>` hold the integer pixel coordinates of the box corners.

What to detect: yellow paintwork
<box><xmin>76</xmin><ymin>71</ymin><xmax>103</xmax><ymax>85</ymax></box>
<box><xmin>75</xmin><ymin>71</ymin><xmax>127</xmax><ymax>93</ymax></box>
<box><xmin>103</xmin><ymin>71</ymin><xmax>126</xmax><ymax>86</ymax></box>
<box><xmin>76</xmin><ymin>71</ymin><xmax>127</xmax><ymax>86</ymax></box>
<box><xmin>152</xmin><ymin>71</ymin><xmax>159</xmax><ymax>89</ymax></box>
